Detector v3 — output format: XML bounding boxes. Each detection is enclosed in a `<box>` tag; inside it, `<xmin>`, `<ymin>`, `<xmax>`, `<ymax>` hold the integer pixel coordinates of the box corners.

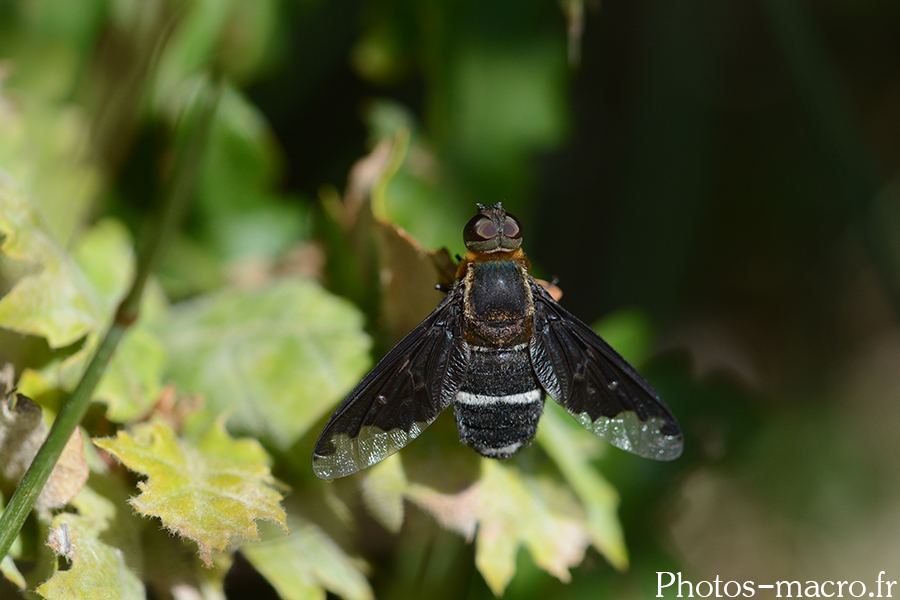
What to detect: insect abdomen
<box><xmin>453</xmin><ymin>346</ymin><xmax>545</xmax><ymax>458</ymax></box>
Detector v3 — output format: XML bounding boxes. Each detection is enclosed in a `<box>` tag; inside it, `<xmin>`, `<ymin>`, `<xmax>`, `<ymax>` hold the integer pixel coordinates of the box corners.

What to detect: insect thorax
<box><xmin>463</xmin><ymin>259</ymin><xmax>533</xmax><ymax>347</ymax></box>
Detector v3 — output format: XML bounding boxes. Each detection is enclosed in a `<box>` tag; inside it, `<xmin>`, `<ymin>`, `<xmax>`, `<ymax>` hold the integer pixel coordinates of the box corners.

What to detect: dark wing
<box><xmin>529</xmin><ymin>282</ymin><xmax>683</xmax><ymax>460</ymax></box>
<box><xmin>312</xmin><ymin>288</ymin><xmax>470</xmax><ymax>479</ymax></box>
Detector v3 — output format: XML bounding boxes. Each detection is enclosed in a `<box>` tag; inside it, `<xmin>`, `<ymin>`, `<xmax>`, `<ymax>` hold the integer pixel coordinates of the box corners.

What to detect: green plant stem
<box><xmin>0</xmin><ymin>319</ymin><xmax>126</xmax><ymax>556</ymax></box>
<box><xmin>0</xmin><ymin>77</ymin><xmax>222</xmax><ymax>562</ymax></box>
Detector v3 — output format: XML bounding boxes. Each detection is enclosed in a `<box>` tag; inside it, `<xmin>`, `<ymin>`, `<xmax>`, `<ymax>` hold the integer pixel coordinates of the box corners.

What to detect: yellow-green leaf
<box><xmin>537</xmin><ymin>403</ymin><xmax>628</xmax><ymax>570</ymax></box>
<box><xmin>478</xmin><ymin>462</ymin><xmax>588</xmax><ymax>595</ymax></box>
<box><xmin>37</xmin><ymin>513</ymin><xmax>145</xmax><ymax>600</ymax></box>
<box><xmin>0</xmin><ymin>172</ymin><xmax>99</xmax><ymax>348</ymax></box>
<box><xmin>402</xmin><ymin>460</ymin><xmax>593</xmax><ymax>597</ymax></box>
<box><xmin>93</xmin><ymin>419</ymin><xmax>287</xmax><ymax>567</ymax></box>
<box><xmin>0</xmin><ymin>179</ymin><xmax>166</xmax><ymax>422</ymax></box>
<box><xmin>67</xmin><ymin>218</ymin><xmax>166</xmax><ymax>421</ymax></box>
<box><xmin>360</xmin><ymin>455</ymin><xmax>407</xmax><ymax>534</ymax></box>
<box><xmin>242</xmin><ymin>517</ymin><xmax>373</xmax><ymax>600</ymax></box>
<box><xmin>0</xmin><ymin>81</ymin><xmax>100</xmax><ymax>247</ymax></box>
<box><xmin>155</xmin><ymin>277</ymin><xmax>370</xmax><ymax>449</ymax></box>
<box><xmin>1</xmin><ymin>553</ymin><xmax>25</xmax><ymax>590</ymax></box>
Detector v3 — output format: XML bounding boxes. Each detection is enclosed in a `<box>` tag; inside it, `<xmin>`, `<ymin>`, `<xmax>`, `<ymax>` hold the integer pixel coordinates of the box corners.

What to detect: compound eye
<box><xmin>502</xmin><ymin>214</ymin><xmax>522</xmax><ymax>239</ymax></box>
<box><xmin>464</xmin><ymin>215</ymin><xmax>498</xmax><ymax>243</ymax></box>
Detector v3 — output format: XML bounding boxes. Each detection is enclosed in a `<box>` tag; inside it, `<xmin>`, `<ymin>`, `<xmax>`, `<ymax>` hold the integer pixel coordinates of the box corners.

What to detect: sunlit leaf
<box><xmin>242</xmin><ymin>517</ymin><xmax>374</xmax><ymax>600</ymax></box>
<box><xmin>0</xmin><ymin>181</ymin><xmax>166</xmax><ymax>421</ymax></box>
<box><xmin>69</xmin><ymin>219</ymin><xmax>166</xmax><ymax>421</ymax></box>
<box><xmin>95</xmin><ymin>325</ymin><xmax>167</xmax><ymax>422</ymax></box>
<box><xmin>0</xmin><ymin>83</ymin><xmax>101</xmax><ymax>247</ymax></box>
<box><xmin>93</xmin><ymin>419</ymin><xmax>287</xmax><ymax>567</ymax></box>
<box><xmin>155</xmin><ymin>277</ymin><xmax>371</xmax><ymax>449</ymax></box>
<box><xmin>37</xmin><ymin>513</ymin><xmax>145</xmax><ymax>600</ymax></box>
<box><xmin>485</xmin><ymin>464</ymin><xmax>587</xmax><ymax>594</ymax></box>
<box><xmin>0</xmin><ymin>172</ymin><xmax>100</xmax><ymax>348</ymax></box>
<box><xmin>399</xmin><ymin>460</ymin><xmax>593</xmax><ymax>596</ymax></box>
<box><xmin>537</xmin><ymin>403</ymin><xmax>628</xmax><ymax>570</ymax></box>
<box><xmin>360</xmin><ymin>455</ymin><xmax>407</xmax><ymax>534</ymax></box>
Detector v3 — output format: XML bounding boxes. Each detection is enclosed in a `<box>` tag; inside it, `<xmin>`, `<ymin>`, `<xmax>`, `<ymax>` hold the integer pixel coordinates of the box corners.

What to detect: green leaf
<box><xmin>0</xmin><ymin>180</ymin><xmax>166</xmax><ymax>421</ymax></box>
<box><xmin>1</xmin><ymin>553</ymin><xmax>25</xmax><ymax>590</ymax></box>
<box><xmin>36</xmin><ymin>513</ymin><xmax>145</xmax><ymax>600</ymax></box>
<box><xmin>94</xmin><ymin>325</ymin><xmax>166</xmax><ymax>422</ymax></box>
<box><xmin>472</xmin><ymin>462</ymin><xmax>591</xmax><ymax>596</ymax></box>
<box><xmin>68</xmin><ymin>471</ymin><xmax>146</xmax><ymax>576</ymax></box>
<box><xmin>0</xmin><ymin>490</ymin><xmax>26</xmax><ymax>590</ymax></box>
<box><xmin>439</xmin><ymin>37</ymin><xmax>570</xmax><ymax>205</ymax></box>
<box><xmin>93</xmin><ymin>418</ymin><xmax>287</xmax><ymax>567</ymax></box>
<box><xmin>0</xmin><ymin>172</ymin><xmax>100</xmax><ymax>348</ymax></box>
<box><xmin>35</xmin><ymin>457</ymin><xmax>151</xmax><ymax>595</ymax></box>
<box><xmin>362</xmin><ymin>100</ymin><xmax>470</xmax><ymax>253</ymax></box>
<box><xmin>592</xmin><ymin>308</ymin><xmax>655</xmax><ymax>368</ymax></box>
<box><xmin>196</xmin><ymin>87</ymin><xmax>306</xmax><ymax>262</ymax></box>
<box><xmin>360</xmin><ymin>456</ymin><xmax>407</xmax><ymax>534</ymax></box>
<box><xmin>154</xmin><ymin>0</ymin><xmax>278</xmax><ymax>95</ymax></box>
<box><xmin>399</xmin><ymin>459</ymin><xmax>595</xmax><ymax>596</ymax></box>
<box><xmin>0</xmin><ymin>84</ymin><xmax>101</xmax><ymax>247</ymax></box>
<box><xmin>537</xmin><ymin>403</ymin><xmax>628</xmax><ymax>570</ymax></box>
<box><xmin>155</xmin><ymin>277</ymin><xmax>371</xmax><ymax>449</ymax></box>
<box><xmin>242</xmin><ymin>517</ymin><xmax>374</xmax><ymax>600</ymax></box>
<box><xmin>68</xmin><ymin>219</ymin><xmax>166</xmax><ymax>422</ymax></box>
<box><xmin>71</xmin><ymin>218</ymin><xmax>136</xmax><ymax>301</ymax></box>
<box><xmin>153</xmin><ymin>85</ymin><xmax>309</xmax><ymax>298</ymax></box>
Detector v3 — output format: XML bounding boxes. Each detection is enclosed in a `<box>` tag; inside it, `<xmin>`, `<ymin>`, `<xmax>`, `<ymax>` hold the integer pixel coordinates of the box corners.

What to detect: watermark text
<box><xmin>657</xmin><ymin>571</ymin><xmax>897</xmax><ymax>598</ymax></box>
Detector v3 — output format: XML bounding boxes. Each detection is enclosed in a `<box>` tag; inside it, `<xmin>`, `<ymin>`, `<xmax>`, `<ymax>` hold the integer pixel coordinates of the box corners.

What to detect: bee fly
<box><xmin>312</xmin><ymin>204</ymin><xmax>683</xmax><ymax>480</ymax></box>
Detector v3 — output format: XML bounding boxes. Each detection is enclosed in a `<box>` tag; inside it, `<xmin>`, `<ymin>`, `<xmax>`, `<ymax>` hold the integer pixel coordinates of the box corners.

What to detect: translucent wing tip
<box><xmin>634</xmin><ymin>432</ymin><xmax>683</xmax><ymax>461</ymax></box>
<box><xmin>574</xmin><ymin>411</ymin><xmax>684</xmax><ymax>461</ymax></box>
<box><xmin>311</xmin><ymin>452</ymin><xmax>359</xmax><ymax>481</ymax></box>
<box><xmin>312</xmin><ymin>423</ymin><xmax>427</xmax><ymax>480</ymax></box>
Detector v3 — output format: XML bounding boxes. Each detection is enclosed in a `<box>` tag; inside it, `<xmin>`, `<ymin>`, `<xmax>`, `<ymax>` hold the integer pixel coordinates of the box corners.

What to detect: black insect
<box><xmin>312</xmin><ymin>204</ymin><xmax>683</xmax><ymax>479</ymax></box>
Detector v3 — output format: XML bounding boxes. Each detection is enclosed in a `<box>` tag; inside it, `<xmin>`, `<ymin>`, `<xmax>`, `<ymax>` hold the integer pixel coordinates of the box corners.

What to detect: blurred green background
<box><xmin>2</xmin><ymin>0</ymin><xmax>900</xmax><ymax>598</ymax></box>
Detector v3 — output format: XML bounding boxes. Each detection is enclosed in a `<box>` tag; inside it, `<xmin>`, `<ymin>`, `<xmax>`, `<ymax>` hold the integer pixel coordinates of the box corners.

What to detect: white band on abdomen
<box><xmin>455</xmin><ymin>388</ymin><xmax>542</xmax><ymax>406</ymax></box>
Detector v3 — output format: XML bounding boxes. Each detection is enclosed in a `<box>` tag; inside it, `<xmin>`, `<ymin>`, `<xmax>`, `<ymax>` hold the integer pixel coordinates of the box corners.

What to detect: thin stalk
<box><xmin>0</xmin><ymin>77</ymin><xmax>222</xmax><ymax>561</ymax></box>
